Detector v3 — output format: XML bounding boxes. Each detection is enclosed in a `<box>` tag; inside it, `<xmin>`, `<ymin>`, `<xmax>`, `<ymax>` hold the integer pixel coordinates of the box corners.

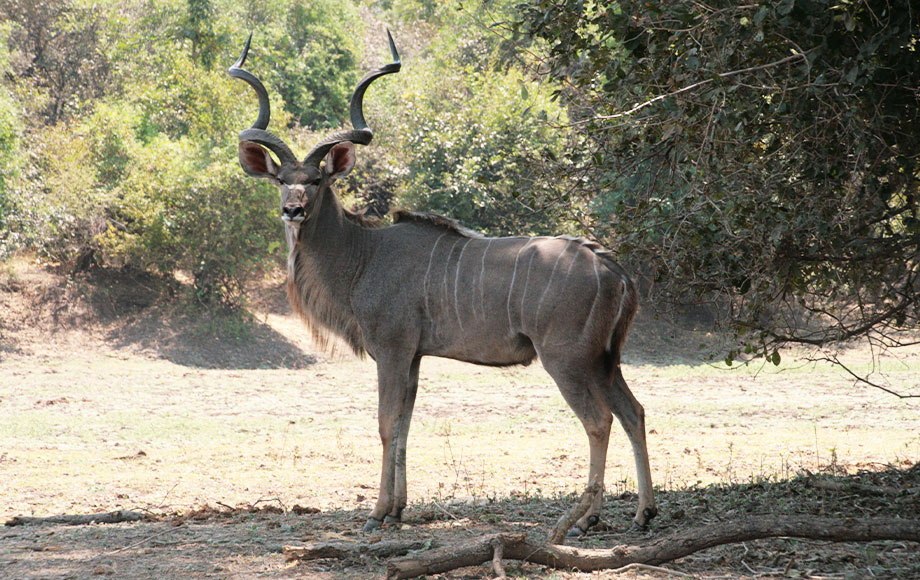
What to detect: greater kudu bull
<box><xmin>229</xmin><ymin>32</ymin><xmax>656</xmax><ymax>534</ymax></box>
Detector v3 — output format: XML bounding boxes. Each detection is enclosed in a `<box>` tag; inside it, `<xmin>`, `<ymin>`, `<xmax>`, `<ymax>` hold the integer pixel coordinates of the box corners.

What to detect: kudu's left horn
<box><xmin>302</xmin><ymin>29</ymin><xmax>401</xmax><ymax>168</ymax></box>
<box><xmin>229</xmin><ymin>33</ymin><xmax>297</xmax><ymax>169</ymax></box>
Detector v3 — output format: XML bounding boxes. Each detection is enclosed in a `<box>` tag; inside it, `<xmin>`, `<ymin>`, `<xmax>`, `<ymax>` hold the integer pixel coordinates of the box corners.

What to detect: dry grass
<box><xmin>1</xmin><ymin>259</ymin><xmax>918</xmax><ymax>579</ymax></box>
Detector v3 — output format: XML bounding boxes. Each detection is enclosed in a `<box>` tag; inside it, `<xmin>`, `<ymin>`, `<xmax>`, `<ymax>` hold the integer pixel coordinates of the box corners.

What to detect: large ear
<box><xmin>239</xmin><ymin>141</ymin><xmax>279</xmax><ymax>179</ymax></box>
<box><xmin>324</xmin><ymin>142</ymin><xmax>356</xmax><ymax>181</ymax></box>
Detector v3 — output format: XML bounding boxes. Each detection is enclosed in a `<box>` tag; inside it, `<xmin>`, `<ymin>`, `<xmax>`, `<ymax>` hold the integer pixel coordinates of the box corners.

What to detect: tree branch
<box><xmin>575</xmin><ymin>51</ymin><xmax>812</xmax><ymax>125</ymax></box>
<box><xmin>386</xmin><ymin>516</ymin><xmax>920</xmax><ymax>579</ymax></box>
<box><xmin>5</xmin><ymin>510</ymin><xmax>148</xmax><ymax>527</ymax></box>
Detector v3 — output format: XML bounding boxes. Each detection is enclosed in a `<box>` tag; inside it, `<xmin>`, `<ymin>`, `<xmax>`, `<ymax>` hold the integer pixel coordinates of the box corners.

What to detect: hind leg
<box><xmin>608</xmin><ymin>365</ymin><xmax>656</xmax><ymax>528</ymax></box>
<box><xmin>541</xmin><ymin>356</ymin><xmax>614</xmax><ymax>534</ymax></box>
<box><xmin>543</xmin><ymin>353</ymin><xmax>656</xmax><ymax>532</ymax></box>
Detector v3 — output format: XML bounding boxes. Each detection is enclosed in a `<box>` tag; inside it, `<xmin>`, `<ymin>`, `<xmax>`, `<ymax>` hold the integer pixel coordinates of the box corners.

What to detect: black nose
<box><xmin>282</xmin><ymin>205</ymin><xmax>305</xmax><ymax>220</ymax></box>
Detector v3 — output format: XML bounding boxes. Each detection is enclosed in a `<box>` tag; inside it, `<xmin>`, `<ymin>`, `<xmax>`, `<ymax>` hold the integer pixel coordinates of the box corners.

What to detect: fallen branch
<box><xmin>610</xmin><ymin>563</ymin><xmax>697</xmax><ymax>578</ymax></box>
<box><xmin>809</xmin><ymin>477</ymin><xmax>919</xmax><ymax>497</ymax></box>
<box><xmin>283</xmin><ymin>537</ymin><xmax>437</xmax><ymax>562</ymax></box>
<box><xmin>5</xmin><ymin>510</ymin><xmax>148</xmax><ymax>527</ymax></box>
<box><xmin>386</xmin><ymin>516</ymin><xmax>920</xmax><ymax>579</ymax></box>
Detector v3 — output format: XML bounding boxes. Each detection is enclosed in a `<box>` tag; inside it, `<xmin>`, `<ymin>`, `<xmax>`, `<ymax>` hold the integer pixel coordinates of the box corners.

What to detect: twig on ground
<box><xmin>432</xmin><ymin>501</ymin><xmax>460</xmax><ymax>521</ymax></box>
<box><xmin>88</xmin><ymin>526</ymin><xmax>176</xmax><ymax>561</ymax></box>
<box><xmin>5</xmin><ymin>510</ymin><xmax>147</xmax><ymax>527</ymax></box>
<box><xmin>611</xmin><ymin>562</ymin><xmax>697</xmax><ymax>578</ymax></box>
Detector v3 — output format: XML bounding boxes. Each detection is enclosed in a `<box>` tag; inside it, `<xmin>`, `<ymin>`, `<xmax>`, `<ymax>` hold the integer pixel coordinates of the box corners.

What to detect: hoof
<box><xmin>383</xmin><ymin>514</ymin><xmax>401</xmax><ymax>525</ymax></box>
<box><xmin>362</xmin><ymin>516</ymin><xmax>383</xmax><ymax>532</ymax></box>
<box><xmin>635</xmin><ymin>506</ymin><xmax>658</xmax><ymax>529</ymax></box>
<box><xmin>629</xmin><ymin>521</ymin><xmax>649</xmax><ymax>533</ymax></box>
<box><xmin>630</xmin><ymin>509</ymin><xmax>657</xmax><ymax>533</ymax></box>
<box><xmin>567</xmin><ymin>514</ymin><xmax>599</xmax><ymax>537</ymax></box>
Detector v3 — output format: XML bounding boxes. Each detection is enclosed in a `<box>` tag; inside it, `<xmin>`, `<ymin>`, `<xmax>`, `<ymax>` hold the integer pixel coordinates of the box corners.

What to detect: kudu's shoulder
<box><xmin>391</xmin><ymin>210</ymin><xmax>483</xmax><ymax>239</ymax></box>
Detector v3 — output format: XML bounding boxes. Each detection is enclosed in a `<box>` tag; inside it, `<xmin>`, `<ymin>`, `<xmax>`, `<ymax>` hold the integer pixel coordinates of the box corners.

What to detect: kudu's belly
<box><xmin>420</xmin><ymin>328</ymin><xmax>538</xmax><ymax>367</ymax></box>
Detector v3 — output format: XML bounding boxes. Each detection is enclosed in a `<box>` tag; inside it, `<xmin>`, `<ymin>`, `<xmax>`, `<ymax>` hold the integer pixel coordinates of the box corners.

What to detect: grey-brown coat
<box><xmin>230</xmin><ymin>32</ymin><xmax>656</xmax><ymax>534</ymax></box>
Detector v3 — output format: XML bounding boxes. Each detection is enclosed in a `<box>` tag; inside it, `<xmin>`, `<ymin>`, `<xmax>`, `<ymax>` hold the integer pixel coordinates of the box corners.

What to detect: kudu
<box><xmin>229</xmin><ymin>32</ymin><xmax>657</xmax><ymax>534</ymax></box>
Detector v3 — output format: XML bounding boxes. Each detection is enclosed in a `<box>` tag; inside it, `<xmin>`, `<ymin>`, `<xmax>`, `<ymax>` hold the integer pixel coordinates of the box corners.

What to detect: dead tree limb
<box><xmin>283</xmin><ymin>538</ymin><xmax>437</xmax><ymax>562</ymax></box>
<box><xmin>386</xmin><ymin>516</ymin><xmax>920</xmax><ymax>579</ymax></box>
<box><xmin>5</xmin><ymin>510</ymin><xmax>148</xmax><ymax>527</ymax></box>
<box><xmin>809</xmin><ymin>477</ymin><xmax>919</xmax><ymax>497</ymax></box>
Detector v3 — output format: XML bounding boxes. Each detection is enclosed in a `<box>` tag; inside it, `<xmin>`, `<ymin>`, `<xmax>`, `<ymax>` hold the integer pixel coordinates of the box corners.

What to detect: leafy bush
<box><xmin>510</xmin><ymin>0</ymin><xmax>920</xmax><ymax>364</ymax></box>
<box><xmin>99</xmin><ymin>135</ymin><xmax>279</xmax><ymax>306</ymax></box>
<box><xmin>238</xmin><ymin>0</ymin><xmax>362</xmax><ymax>130</ymax></box>
<box><xmin>372</xmin><ymin>33</ymin><xmax>572</xmax><ymax>236</ymax></box>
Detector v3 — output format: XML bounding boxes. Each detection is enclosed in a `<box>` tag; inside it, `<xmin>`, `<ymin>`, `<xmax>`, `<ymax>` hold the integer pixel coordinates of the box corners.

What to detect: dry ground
<box><xmin>1</xmin><ymin>258</ymin><xmax>918</xmax><ymax>579</ymax></box>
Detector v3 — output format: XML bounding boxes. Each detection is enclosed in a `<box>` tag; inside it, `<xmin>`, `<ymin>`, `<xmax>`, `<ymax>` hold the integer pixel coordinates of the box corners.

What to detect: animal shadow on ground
<box><xmin>2</xmin><ymin>465</ymin><xmax>918</xmax><ymax>579</ymax></box>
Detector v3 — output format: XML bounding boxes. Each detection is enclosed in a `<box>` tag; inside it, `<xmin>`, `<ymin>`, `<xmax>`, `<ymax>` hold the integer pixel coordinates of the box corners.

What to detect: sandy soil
<box><xmin>1</xmin><ymin>259</ymin><xmax>918</xmax><ymax>579</ymax></box>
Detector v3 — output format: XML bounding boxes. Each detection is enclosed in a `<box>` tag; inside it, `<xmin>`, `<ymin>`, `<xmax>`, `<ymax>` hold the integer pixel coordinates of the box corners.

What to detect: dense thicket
<box><xmin>0</xmin><ymin>0</ymin><xmax>566</xmax><ymax>305</ymax></box>
<box><xmin>503</xmin><ymin>0</ymin><xmax>920</xmax><ymax>377</ymax></box>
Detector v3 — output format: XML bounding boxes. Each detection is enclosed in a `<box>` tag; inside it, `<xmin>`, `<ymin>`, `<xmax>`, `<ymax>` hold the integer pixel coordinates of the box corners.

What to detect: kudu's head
<box><xmin>230</xmin><ymin>32</ymin><xmax>400</xmax><ymax>227</ymax></box>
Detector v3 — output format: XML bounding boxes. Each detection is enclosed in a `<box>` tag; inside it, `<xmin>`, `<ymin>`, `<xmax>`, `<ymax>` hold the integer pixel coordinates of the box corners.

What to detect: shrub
<box><xmin>372</xmin><ymin>40</ymin><xmax>572</xmax><ymax>236</ymax></box>
<box><xmin>99</xmin><ymin>136</ymin><xmax>279</xmax><ymax>306</ymax></box>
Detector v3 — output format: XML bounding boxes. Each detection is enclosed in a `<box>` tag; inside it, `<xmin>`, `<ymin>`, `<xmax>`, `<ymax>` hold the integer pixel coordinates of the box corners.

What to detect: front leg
<box><xmin>364</xmin><ymin>355</ymin><xmax>420</xmax><ymax>532</ymax></box>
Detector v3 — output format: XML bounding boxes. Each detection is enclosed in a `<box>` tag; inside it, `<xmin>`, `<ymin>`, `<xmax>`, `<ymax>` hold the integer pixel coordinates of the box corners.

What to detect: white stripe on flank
<box><xmin>583</xmin><ymin>254</ymin><xmax>602</xmax><ymax>337</ymax></box>
<box><xmin>443</xmin><ymin>238</ymin><xmax>462</xmax><ymax>317</ymax></box>
<box><xmin>506</xmin><ymin>239</ymin><xmax>534</xmax><ymax>332</ymax></box>
<box><xmin>423</xmin><ymin>233</ymin><xmax>448</xmax><ymax>319</ymax></box>
<box><xmin>534</xmin><ymin>239</ymin><xmax>572</xmax><ymax>330</ymax></box>
<box><xmin>519</xmin><ymin>249</ymin><xmax>537</xmax><ymax>329</ymax></box>
<box><xmin>560</xmin><ymin>239</ymin><xmax>582</xmax><ymax>286</ymax></box>
<box><xmin>478</xmin><ymin>239</ymin><xmax>493</xmax><ymax>322</ymax></box>
<box><xmin>453</xmin><ymin>238</ymin><xmax>472</xmax><ymax>332</ymax></box>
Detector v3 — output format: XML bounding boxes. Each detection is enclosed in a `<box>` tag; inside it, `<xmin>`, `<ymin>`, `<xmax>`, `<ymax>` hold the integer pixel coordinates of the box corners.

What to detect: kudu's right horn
<box><xmin>228</xmin><ymin>33</ymin><xmax>297</xmax><ymax>169</ymax></box>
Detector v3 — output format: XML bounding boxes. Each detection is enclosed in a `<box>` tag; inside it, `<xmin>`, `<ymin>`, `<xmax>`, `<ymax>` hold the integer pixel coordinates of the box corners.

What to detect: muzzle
<box><xmin>281</xmin><ymin>205</ymin><xmax>306</xmax><ymax>223</ymax></box>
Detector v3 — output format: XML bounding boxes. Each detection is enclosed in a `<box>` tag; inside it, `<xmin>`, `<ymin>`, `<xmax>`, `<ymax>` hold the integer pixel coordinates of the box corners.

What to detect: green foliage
<box><xmin>369</xmin><ymin>16</ymin><xmax>572</xmax><ymax>236</ymax></box>
<box><xmin>254</xmin><ymin>0</ymin><xmax>362</xmax><ymax>129</ymax></box>
<box><xmin>510</xmin><ymin>0</ymin><xmax>920</xmax><ymax>360</ymax></box>
<box><xmin>100</xmin><ymin>136</ymin><xmax>278</xmax><ymax>306</ymax></box>
<box><xmin>396</xmin><ymin>69</ymin><xmax>566</xmax><ymax>235</ymax></box>
<box><xmin>182</xmin><ymin>0</ymin><xmax>219</xmax><ymax>68</ymax></box>
<box><xmin>0</xmin><ymin>24</ymin><xmax>22</xmax><ymax>256</ymax></box>
<box><xmin>0</xmin><ymin>0</ymin><xmax>109</xmax><ymax>125</ymax></box>
<box><xmin>0</xmin><ymin>0</ymin><xmax>297</xmax><ymax>303</ymax></box>
<box><xmin>8</xmin><ymin>114</ymin><xmax>109</xmax><ymax>266</ymax></box>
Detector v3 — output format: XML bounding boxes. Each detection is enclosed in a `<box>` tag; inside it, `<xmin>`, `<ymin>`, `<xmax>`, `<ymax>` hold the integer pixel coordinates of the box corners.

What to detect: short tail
<box><xmin>605</xmin><ymin>273</ymin><xmax>639</xmax><ymax>372</ymax></box>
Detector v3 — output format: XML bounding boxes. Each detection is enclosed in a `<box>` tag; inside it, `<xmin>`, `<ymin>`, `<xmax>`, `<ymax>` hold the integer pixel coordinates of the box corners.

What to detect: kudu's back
<box><xmin>363</xmin><ymin>214</ymin><xmax>637</xmax><ymax>368</ymax></box>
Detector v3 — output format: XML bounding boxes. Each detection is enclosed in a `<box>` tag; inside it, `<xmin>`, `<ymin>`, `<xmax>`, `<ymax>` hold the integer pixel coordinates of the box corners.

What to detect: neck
<box><xmin>285</xmin><ymin>185</ymin><xmax>370</xmax><ymax>354</ymax></box>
